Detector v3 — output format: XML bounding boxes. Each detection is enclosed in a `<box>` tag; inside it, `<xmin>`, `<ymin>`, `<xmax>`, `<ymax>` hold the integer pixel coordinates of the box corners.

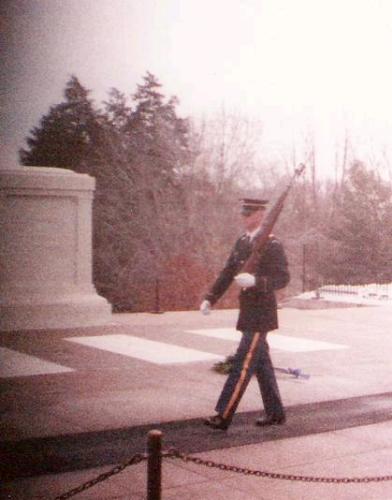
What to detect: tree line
<box><xmin>20</xmin><ymin>73</ymin><xmax>392</xmax><ymax>311</ymax></box>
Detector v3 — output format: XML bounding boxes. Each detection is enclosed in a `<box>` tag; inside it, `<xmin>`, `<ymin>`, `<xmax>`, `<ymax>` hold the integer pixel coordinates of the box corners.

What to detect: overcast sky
<box><xmin>2</xmin><ymin>0</ymin><xmax>392</xmax><ymax>177</ymax></box>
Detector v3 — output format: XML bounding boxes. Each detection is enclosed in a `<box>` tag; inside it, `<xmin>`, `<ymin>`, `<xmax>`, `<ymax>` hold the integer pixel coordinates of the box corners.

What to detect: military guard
<box><xmin>200</xmin><ymin>198</ymin><xmax>290</xmax><ymax>430</ymax></box>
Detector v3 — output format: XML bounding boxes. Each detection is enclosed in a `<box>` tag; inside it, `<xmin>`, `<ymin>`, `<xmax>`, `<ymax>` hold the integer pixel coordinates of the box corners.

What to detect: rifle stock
<box><xmin>242</xmin><ymin>164</ymin><xmax>305</xmax><ymax>274</ymax></box>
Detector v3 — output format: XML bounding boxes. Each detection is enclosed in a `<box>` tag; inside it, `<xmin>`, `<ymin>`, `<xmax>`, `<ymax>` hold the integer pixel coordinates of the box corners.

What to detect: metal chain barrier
<box><xmin>53</xmin><ymin>438</ymin><xmax>392</xmax><ymax>499</ymax></box>
<box><xmin>53</xmin><ymin>453</ymin><xmax>147</xmax><ymax>500</ymax></box>
<box><xmin>165</xmin><ymin>448</ymin><xmax>392</xmax><ymax>484</ymax></box>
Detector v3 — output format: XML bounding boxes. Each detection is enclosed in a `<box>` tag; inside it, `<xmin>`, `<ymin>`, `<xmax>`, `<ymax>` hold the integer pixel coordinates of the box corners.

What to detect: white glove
<box><xmin>200</xmin><ymin>299</ymin><xmax>211</xmax><ymax>315</ymax></box>
<box><xmin>234</xmin><ymin>272</ymin><xmax>256</xmax><ymax>288</ymax></box>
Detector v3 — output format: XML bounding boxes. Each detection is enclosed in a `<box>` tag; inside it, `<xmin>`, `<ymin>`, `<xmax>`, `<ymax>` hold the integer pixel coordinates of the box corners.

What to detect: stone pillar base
<box><xmin>0</xmin><ymin>294</ymin><xmax>112</xmax><ymax>331</ymax></box>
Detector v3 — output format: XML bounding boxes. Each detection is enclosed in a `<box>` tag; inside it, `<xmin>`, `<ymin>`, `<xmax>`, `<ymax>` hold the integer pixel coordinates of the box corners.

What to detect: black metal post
<box><xmin>153</xmin><ymin>279</ymin><xmax>163</xmax><ymax>314</ymax></box>
<box><xmin>147</xmin><ymin>430</ymin><xmax>162</xmax><ymax>500</ymax></box>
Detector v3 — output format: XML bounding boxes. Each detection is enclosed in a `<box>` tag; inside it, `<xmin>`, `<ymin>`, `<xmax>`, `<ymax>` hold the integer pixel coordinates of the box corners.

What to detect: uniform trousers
<box><xmin>215</xmin><ymin>330</ymin><xmax>284</xmax><ymax>424</ymax></box>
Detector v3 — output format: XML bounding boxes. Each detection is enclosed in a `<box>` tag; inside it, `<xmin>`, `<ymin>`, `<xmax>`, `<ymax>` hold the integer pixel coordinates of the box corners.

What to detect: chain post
<box><xmin>147</xmin><ymin>429</ymin><xmax>163</xmax><ymax>500</ymax></box>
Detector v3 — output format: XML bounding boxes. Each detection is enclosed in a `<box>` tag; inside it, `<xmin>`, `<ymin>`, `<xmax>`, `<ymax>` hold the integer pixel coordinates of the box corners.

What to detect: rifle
<box><xmin>242</xmin><ymin>163</ymin><xmax>305</xmax><ymax>274</ymax></box>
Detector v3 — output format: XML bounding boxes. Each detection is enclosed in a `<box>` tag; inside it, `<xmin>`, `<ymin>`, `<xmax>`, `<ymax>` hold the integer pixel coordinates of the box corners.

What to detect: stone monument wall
<box><xmin>0</xmin><ymin>166</ymin><xmax>112</xmax><ymax>331</ymax></box>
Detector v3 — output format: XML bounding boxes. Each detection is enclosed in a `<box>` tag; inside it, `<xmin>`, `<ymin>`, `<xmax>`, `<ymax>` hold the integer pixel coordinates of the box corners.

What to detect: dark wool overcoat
<box><xmin>205</xmin><ymin>234</ymin><xmax>290</xmax><ymax>332</ymax></box>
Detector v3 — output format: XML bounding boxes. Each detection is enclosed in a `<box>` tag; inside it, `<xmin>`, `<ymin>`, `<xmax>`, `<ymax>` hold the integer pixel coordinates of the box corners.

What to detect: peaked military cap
<box><xmin>240</xmin><ymin>198</ymin><xmax>269</xmax><ymax>215</ymax></box>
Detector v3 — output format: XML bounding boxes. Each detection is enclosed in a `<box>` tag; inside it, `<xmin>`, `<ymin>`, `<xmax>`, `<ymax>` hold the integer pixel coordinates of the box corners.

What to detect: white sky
<box><xmin>2</xmin><ymin>0</ymin><xmax>392</xmax><ymax>178</ymax></box>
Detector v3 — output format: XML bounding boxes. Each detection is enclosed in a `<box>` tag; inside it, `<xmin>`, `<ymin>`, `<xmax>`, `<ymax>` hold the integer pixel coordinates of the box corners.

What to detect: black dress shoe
<box><xmin>204</xmin><ymin>415</ymin><xmax>229</xmax><ymax>430</ymax></box>
<box><xmin>255</xmin><ymin>415</ymin><xmax>286</xmax><ymax>427</ymax></box>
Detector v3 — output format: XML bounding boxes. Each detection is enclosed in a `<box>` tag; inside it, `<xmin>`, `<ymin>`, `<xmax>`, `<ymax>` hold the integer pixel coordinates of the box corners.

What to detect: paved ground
<box><xmin>1</xmin><ymin>304</ymin><xmax>392</xmax><ymax>499</ymax></box>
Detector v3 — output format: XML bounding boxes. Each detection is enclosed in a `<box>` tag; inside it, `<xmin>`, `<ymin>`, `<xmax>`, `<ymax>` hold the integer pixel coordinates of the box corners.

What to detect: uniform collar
<box><xmin>244</xmin><ymin>226</ymin><xmax>261</xmax><ymax>241</ymax></box>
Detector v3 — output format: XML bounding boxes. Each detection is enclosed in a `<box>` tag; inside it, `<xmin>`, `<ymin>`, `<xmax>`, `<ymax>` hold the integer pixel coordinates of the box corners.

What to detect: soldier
<box><xmin>200</xmin><ymin>198</ymin><xmax>290</xmax><ymax>430</ymax></box>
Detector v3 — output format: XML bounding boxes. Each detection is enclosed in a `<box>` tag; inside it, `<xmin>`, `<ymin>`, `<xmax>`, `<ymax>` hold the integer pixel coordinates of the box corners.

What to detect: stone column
<box><xmin>0</xmin><ymin>166</ymin><xmax>112</xmax><ymax>331</ymax></box>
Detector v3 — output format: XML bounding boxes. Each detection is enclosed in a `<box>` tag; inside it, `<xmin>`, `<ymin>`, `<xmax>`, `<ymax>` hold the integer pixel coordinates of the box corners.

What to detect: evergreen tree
<box><xmin>319</xmin><ymin>161</ymin><xmax>392</xmax><ymax>284</ymax></box>
<box><xmin>92</xmin><ymin>73</ymin><xmax>192</xmax><ymax>310</ymax></box>
<box><xmin>20</xmin><ymin>76</ymin><xmax>100</xmax><ymax>170</ymax></box>
<box><xmin>129</xmin><ymin>72</ymin><xmax>189</xmax><ymax>164</ymax></box>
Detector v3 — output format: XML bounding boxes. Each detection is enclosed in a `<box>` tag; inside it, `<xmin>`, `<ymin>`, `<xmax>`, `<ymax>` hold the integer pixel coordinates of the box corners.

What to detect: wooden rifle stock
<box><xmin>242</xmin><ymin>164</ymin><xmax>305</xmax><ymax>274</ymax></box>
